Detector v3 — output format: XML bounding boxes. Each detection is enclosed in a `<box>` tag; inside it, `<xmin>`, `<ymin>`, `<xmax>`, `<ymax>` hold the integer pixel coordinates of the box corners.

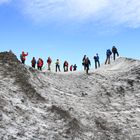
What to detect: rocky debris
<box><xmin>0</xmin><ymin>51</ymin><xmax>140</xmax><ymax>140</ymax></box>
<box><xmin>0</xmin><ymin>51</ymin><xmax>46</xmax><ymax>102</ymax></box>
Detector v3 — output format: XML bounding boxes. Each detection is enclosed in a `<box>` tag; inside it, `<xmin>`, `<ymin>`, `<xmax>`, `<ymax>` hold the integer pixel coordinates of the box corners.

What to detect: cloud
<box><xmin>106</xmin><ymin>0</ymin><xmax>140</xmax><ymax>28</ymax></box>
<box><xmin>0</xmin><ymin>0</ymin><xmax>11</xmax><ymax>5</ymax></box>
<box><xmin>20</xmin><ymin>0</ymin><xmax>108</xmax><ymax>22</ymax></box>
<box><xmin>15</xmin><ymin>0</ymin><xmax>140</xmax><ymax>28</ymax></box>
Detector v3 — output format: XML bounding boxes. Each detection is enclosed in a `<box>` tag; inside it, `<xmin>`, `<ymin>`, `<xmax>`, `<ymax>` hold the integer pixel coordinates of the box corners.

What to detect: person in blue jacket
<box><xmin>105</xmin><ymin>49</ymin><xmax>112</xmax><ymax>64</ymax></box>
<box><xmin>93</xmin><ymin>53</ymin><xmax>100</xmax><ymax>69</ymax></box>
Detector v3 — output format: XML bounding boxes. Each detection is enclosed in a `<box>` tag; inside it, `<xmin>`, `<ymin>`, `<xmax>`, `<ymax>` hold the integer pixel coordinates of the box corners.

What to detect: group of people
<box><xmin>20</xmin><ymin>46</ymin><xmax>119</xmax><ymax>74</ymax></box>
<box><xmin>82</xmin><ymin>46</ymin><xmax>119</xmax><ymax>74</ymax></box>
<box><xmin>20</xmin><ymin>52</ymin><xmax>77</xmax><ymax>72</ymax></box>
<box><xmin>63</xmin><ymin>61</ymin><xmax>77</xmax><ymax>72</ymax></box>
<box><xmin>105</xmin><ymin>46</ymin><xmax>119</xmax><ymax>64</ymax></box>
<box><xmin>21</xmin><ymin>51</ymin><xmax>45</xmax><ymax>71</ymax></box>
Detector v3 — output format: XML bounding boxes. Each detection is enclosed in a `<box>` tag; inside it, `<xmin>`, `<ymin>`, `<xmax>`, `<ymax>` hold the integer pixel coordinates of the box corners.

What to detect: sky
<box><xmin>0</xmin><ymin>0</ymin><xmax>140</xmax><ymax>70</ymax></box>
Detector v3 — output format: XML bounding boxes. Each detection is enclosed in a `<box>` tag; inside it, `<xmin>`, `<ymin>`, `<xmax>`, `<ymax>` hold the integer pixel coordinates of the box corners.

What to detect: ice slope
<box><xmin>0</xmin><ymin>51</ymin><xmax>140</xmax><ymax>140</ymax></box>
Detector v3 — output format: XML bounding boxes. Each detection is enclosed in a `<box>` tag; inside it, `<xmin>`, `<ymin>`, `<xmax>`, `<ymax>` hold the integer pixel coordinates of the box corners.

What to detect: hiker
<box><xmin>47</xmin><ymin>56</ymin><xmax>52</xmax><ymax>70</ymax></box>
<box><xmin>112</xmin><ymin>46</ymin><xmax>119</xmax><ymax>60</ymax></box>
<box><xmin>73</xmin><ymin>64</ymin><xmax>77</xmax><ymax>71</ymax></box>
<box><xmin>20</xmin><ymin>51</ymin><xmax>28</xmax><ymax>64</ymax></box>
<box><xmin>82</xmin><ymin>55</ymin><xmax>86</xmax><ymax>70</ymax></box>
<box><xmin>105</xmin><ymin>49</ymin><xmax>112</xmax><ymax>64</ymax></box>
<box><xmin>70</xmin><ymin>65</ymin><xmax>73</xmax><ymax>71</ymax></box>
<box><xmin>84</xmin><ymin>57</ymin><xmax>91</xmax><ymax>74</ymax></box>
<box><xmin>63</xmin><ymin>61</ymin><xmax>69</xmax><ymax>72</ymax></box>
<box><xmin>93</xmin><ymin>53</ymin><xmax>100</xmax><ymax>69</ymax></box>
<box><xmin>31</xmin><ymin>57</ymin><xmax>36</xmax><ymax>68</ymax></box>
<box><xmin>55</xmin><ymin>59</ymin><xmax>61</xmax><ymax>72</ymax></box>
<box><xmin>37</xmin><ymin>58</ymin><xmax>43</xmax><ymax>71</ymax></box>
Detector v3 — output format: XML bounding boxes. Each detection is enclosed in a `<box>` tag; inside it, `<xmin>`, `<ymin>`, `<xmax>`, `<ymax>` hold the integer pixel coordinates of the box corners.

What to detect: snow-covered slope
<box><xmin>0</xmin><ymin>52</ymin><xmax>140</xmax><ymax>140</ymax></box>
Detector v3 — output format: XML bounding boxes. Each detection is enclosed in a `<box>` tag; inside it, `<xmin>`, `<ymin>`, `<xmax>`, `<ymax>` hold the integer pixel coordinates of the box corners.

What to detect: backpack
<box><xmin>112</xmin><ymin>47</ymin><xmax>117</xmax><ymax>53</ymax></box>
<box><xmin>107</xmin><ymin>49</ymin><xmax>112</xmax><ymax>56</ymax></box>
<box><xmin>94</xmin><ymin>56</ymin><xmax>97</xmax><ymax>61</ymax></box>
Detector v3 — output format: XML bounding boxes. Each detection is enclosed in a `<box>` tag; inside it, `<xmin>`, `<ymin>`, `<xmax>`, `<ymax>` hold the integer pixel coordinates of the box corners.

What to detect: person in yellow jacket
<box><xmin>55</xmin><ymin>59</ymin><xmax>61</xmax><ymax>72</ymax></box>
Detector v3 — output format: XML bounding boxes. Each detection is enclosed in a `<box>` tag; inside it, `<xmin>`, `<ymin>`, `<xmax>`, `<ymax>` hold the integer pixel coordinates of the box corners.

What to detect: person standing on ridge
<box><xmin>31</xmin><ymin>57</ymin><xmax>36</xmax><ymax>68</ymax></box>
<box><xmin>82</xmin><ymin>55</ymin><xmax>86</xmax><ymax>70</ymax></box>
<box><xmin>93</xmin><ymin>53</ymin><xmax>100</xmax><ymax>69</ymax></box>
<box><xmin>40</xmin><ymin>58</ymin><xmax>44</xmax><ymax>70</ymax></box>
<box><xmin>55</xmin><ymin>59</ymin><xmax>61</xmax><ymax>72</ymax></box>
<box><xmin>112</xmin><ymin>46</ymin><xmax>119</xmax><ymax>60</ymax></box>
<box><xmin>73</xmin><ymin>64</ymin><xmax>77</xmax><ymax>71</ymax></box>
<box><xmin>20</xmin><ymin>51</ymin><xmax>28</xmax><ymax>64</ymax></box>
<box><xmin>84</xmin><ymin>57</ymin><xmax>91</xmax><ymax>74</ymax></box>
<box><xmin>105</xmin><ymin>49</ymin><xmax>112</xmax><ymax>64</ymax></box>
<box><xmin>63</xmin><ymin>61</ymin><xmax>69</xmax><ymax>72</ymax></box>
<box><xmin>37</xmin><ymin>58</ymin><xmax>43</xmax><ymax>71</ymax></box>
<box><xmin>47</xmin><ymin>56</ymin><xmax>52</xmax><ymax>70</ymax></box>
<box><xmin>70</xmin><ymin>65</ymin><xmax>73</xmax><ymax>71</ymax></box>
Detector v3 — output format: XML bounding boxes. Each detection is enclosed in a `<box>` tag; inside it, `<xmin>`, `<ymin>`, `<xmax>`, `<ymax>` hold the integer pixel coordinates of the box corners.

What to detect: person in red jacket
<box><xmin>70</xmin><ymin>65</ymin><xmax>73</xmax><ymax>71</ymax></box>
<box><xmin>37</xmin><ymin>58</ymin><xmax>43</xmax><ymax>71</ymax></box>
<box><xmin>20</xmin><ymin>51</ymin><xmax>28</xmax><ymax>64</ymax></box>
<box><xmin>47</xmin><ymin>57</ymin><xmax>52</xmax><ymax>70</ymax></box>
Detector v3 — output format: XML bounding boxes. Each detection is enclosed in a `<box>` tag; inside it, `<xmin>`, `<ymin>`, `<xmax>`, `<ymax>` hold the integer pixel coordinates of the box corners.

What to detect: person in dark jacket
<box><xmin>84</xmin><ymin>57</ymin><xmax>91</xmax><ymax>74</ymax></box>
<box><xmin>112</xmin><ymin>46</ymin><xmax>119</xmax><ymax>60</ymax></box>
<box><xmin>105</xmin><ymin>49</ymin><xmax>112</xmax><ymax>64</ymax></box>
<box><xmin>47</xmin><ymin>57</ymin><xmax>52</xmax><ymax>70</ymax></box>
<box><xmin>82</xmin><ymin>55</ymin><xmax>86</xmax><ymax>70</ymax></box>
<box><xmin>93</xmin><ymin>53</ymin><xmax>100</xmax><ymax>69</ymax></box>
<box><xmin>73</xmin><ymin>64</ymin><xmax>77</xmax><ymax>71</ymax></box>
<box><xmin>31</xmin><ymin>57</ymin><xmax>36</xmax><ymax>68</ymax></box>
<box><xmin>63</xmin><ymin>61</ymin><xmax>69</xmax><ymax>72</ymax></box>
